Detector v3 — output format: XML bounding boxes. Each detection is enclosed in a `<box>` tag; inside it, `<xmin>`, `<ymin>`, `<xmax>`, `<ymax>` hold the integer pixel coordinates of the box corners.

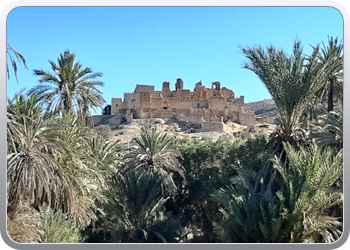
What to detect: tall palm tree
<box><xmin>27</xmin><ymin>50</ymin><xmax>105</xmax><ymax>118</ymax></box>
<box><xmin>239</xmin><ymin>40</ymin><xmax>329</xmax><ymax>154</ymax></box>
<box><xmin>122</xmin><ymin>127</ymin><xmax>186</xmax><ymax>195</ymax></box>
<box><xmin>7</xmin><ymin>44</ymin><xmax>28</xmax><ymax>83</ymax></box>
<box><xmin>314</xmin><ymin>36</ymin><xmax>343</xmax><ymax>112</ymax></box>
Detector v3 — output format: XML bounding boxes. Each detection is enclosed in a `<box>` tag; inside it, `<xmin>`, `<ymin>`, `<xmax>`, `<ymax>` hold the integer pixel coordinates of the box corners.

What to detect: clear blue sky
<box><xmin>7</xmin><ymin>7</ymin><xmax>343</xmax><ymax>115</ymax></box>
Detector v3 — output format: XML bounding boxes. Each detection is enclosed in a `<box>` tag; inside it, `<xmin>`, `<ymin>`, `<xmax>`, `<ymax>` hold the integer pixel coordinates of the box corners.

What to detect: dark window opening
<box><xmin>163</xmin><ymin>107</ymin><xmax>168</xmax><ymax>109</ymax></box>
<box><xmin>116</xmin><ymin>104</ymin><xmax>118</xmax><ymax>107</ymax></box>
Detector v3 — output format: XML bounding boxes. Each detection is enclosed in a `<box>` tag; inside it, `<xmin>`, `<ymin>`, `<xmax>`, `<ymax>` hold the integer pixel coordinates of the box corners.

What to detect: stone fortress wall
<box><xmin>111</xmin><ymin>78</ymin><xmax>255</xmax><ymax>129</ymax></box>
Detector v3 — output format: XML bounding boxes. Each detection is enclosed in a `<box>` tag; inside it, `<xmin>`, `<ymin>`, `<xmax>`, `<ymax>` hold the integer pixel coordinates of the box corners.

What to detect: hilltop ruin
<box><xmin>109</xmin><ymin>78</ymin><xmax>255</xmax><ymax>131</ymax></box>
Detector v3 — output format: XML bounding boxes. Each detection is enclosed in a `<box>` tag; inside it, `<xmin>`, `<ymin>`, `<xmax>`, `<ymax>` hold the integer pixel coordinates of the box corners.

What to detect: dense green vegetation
<box><xmin>6</xmin><ymin>37</ymin><xmax>343</xmax><ymax>243</ymax></box>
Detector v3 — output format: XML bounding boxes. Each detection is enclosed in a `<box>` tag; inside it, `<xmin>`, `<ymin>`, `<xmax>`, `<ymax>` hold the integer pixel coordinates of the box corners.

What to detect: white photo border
<box><xmin>1</xmin><ymin>1</ymin><xmax>349</xmax><ymax>249</ymax></box>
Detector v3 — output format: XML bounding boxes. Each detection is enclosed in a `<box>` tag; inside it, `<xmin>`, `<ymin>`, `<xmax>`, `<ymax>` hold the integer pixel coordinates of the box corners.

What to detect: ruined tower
<box><xmin>175</xmin><ymin>78</ymin><xmax>184</xmax><ymax>90</ymax></box>
<box><xmin>162</xmin><ymin>81</ymin><xmax>170</xmax><ymax>92</ymax></box>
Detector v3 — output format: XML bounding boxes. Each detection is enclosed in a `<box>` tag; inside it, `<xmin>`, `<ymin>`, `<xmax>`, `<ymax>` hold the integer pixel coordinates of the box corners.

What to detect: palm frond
<box><xmin>7</xmin><ymin>44</ymin><xmax>28</xmax><ymax>83</ymax></box>
<box><xmin>123</xmin><ymin>127</ymin><xmax>185</xmax><ymax>195</ymax></box>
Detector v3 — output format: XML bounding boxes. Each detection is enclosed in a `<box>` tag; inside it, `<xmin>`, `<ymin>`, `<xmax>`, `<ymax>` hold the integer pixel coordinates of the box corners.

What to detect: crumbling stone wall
<box><xmin>150</xmin><ymin>97</ymin><xmax>163</xmax><ymax>109</ymax></box>
<box><xmin>174</xmin><ymin>89</ymin><xmax>191</xmax><ymax>98</ymax></box>
<box><xmin>110</xmin><ymin>78</ymin><xmax>255</xmax><ymax>127</ymax></box>
<box><xmin>201</xmin><ymin>121</ymin><xmax>224</xmax><ymax>132</ymax></box>
<box><xmin>179</xmin><ymin>115</ymin><xmax>202</xmax><ymax>123</ymax></box>
<box><xmin>239</xmin><ymin>113</ymin><xmax>255</xmax><ymax>127</ymax></box>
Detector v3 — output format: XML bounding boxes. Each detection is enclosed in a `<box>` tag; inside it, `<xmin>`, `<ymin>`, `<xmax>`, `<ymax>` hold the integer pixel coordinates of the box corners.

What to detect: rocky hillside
<box><xmin>92</xmin><ymin>99</ymin><xmax>278</xmax><ymax>145</ymax></box>
<box><xmin>95</xmin><ymin>117</ymin><xmax>260</xmax><ymax>143</ymax></box>
<box><xmin>244</xmin><ymin>99</ymin><xmax>279</xmax><ymax>118</ymax></box>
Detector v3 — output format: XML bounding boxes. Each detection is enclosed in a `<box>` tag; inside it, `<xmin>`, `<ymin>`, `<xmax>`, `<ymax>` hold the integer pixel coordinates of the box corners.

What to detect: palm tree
<box><xmin>314</xmin><ymin>36</ymin><xmax>343</xmax><ymax>112</ymax></box>
<box><xmin>37</xmin><ymin>203</ymin><xmax>84</xmax><ymax>243</ymax></box>
<box><xmin>7</xmin><ymin>111</ymin><xmax>75</xmax><ymax>215</ymax></box>
<box><xmin>27</xmin><ymin>50</ymin><xmax>105</xmax><ymax>119</ymax></box>
<box><xmin>123</xmin><ymin>127</ymin><xmax>186</xmax><ymax>195</ymax></box>
<box><xmin>100</xmin><ymin>171</ymin><xmax>181</xmax><ymax>243</ymax></box>
<box><xmin>7</xmin><ymin>92</ymin><xmax>43</xmax><ymax>119</ymax></box>
<box><xmin>77</xmin><ymin>87</ymin><xmax>106</xmax><ymax>127</ymax></box>
<box><xmin>239</xmin><ymin>39</ymin><xmax>329</xmax><ymax>154</ymax></box>
<box><xmin>51</xmin><ymin>113</ymin><xmax>121</xmax><ymax>228</ymax></box>
<box><xmin>271</xmin><ymin>144</ymin><xmax>343</xmax><ymax>242</ymax></box>
<box><xmin>213</xmin><ymin>143</ymin><xmax>343</xmax><ymax>243</ymax></box>
<box><xmin>7</xmin><ymin>44</ymin><xmax>28</xmax><ymax>83</ymax></box>
<box><xmin>7</xmin><ymin>102</ymin><xmax>119</xmax><ymax>228</ymax></box>
<box><xmin>84</xmin><ymin>133</ymin><xmax>124</xmax><ymax>177</ymax></box>
<box><xmin>311</xmin><ymin>105</ymin><xmax>343</xmax><ymax>150</ymax></box>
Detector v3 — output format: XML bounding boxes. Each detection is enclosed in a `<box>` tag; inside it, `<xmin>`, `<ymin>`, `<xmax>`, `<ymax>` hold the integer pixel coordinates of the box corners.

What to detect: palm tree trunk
<box><xmin>328</xmin><ymin>81</ymin><xmax>334</xmax><ymax>112</ymax></box>
<box><xmin>327</xmin><ymin>89</ymin><xmax>333</xmax><ymax>112</ymax></box>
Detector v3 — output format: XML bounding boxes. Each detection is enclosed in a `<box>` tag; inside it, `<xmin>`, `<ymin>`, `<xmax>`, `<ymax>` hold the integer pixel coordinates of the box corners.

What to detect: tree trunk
<box><xmin>328</xmin><ymin>82</ymin><xmax>334</xmax><ymax>112</ymax></box>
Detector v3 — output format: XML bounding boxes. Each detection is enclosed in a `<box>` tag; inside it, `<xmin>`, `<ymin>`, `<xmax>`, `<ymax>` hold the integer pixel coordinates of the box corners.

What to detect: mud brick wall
<box><xmin>201</xmin><ymin>121</ymin><xmax>224</xmax><ymax>132</ymax></box>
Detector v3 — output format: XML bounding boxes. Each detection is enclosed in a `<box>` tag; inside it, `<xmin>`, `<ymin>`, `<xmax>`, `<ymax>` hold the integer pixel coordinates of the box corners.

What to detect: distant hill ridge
<box><xmin>244</xmin><ymin>99</ymin><xmax>279</xmax><ymax>118</ymax></box>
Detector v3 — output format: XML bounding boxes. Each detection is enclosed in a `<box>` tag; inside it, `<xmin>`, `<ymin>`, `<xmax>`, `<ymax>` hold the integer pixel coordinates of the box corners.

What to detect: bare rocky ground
<box><xmin>92</xmin><ymin>114</ymin><xmax>276</xmax><ymax>146</ymax></box>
